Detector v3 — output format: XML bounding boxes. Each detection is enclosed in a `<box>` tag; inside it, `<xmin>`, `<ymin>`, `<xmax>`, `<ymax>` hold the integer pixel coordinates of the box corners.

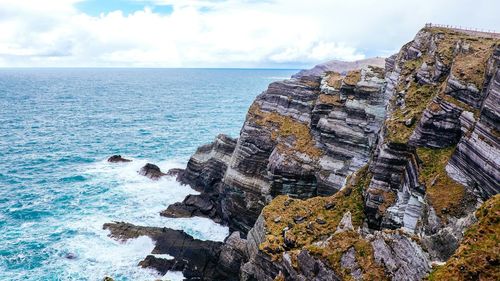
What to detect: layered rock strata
<box><xmin>104</xmin><ymin>26</ymin><xmax>500</xmax><ymax>281</ymax></box>
<box><xmin>168</xmin><ymin>64</ymin><xmax>387</xmax><ymax>234</ymax></box>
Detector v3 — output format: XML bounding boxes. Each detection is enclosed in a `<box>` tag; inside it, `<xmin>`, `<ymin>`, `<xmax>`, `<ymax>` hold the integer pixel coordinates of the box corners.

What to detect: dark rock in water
<box><xmin>102</xmin><ymin>222</ymin><xmax>239</xmax><ymax>281</ymax></box>
<box><xmin>166</xmin><ymin>168</ymin><xmax>183</xmax><ymax>177</ymax></box>
<box><xmin>107</xmin><ymin>155</ymin><xmax>131</xmax><ymax>163</ymax></box>
<box><xmin>102</xmin><ymin>277</ymin><xmax>114</xmax><ymax>281</ymax></box>
<box><xmin>65</xmin><ymin>252</ymin><xmax>77</xmax><ymax>260</ymax></box>
<box><xmin>138</xmin><ymin>163</ymin><xmax>166</xmax><ymax>180</ymax></box>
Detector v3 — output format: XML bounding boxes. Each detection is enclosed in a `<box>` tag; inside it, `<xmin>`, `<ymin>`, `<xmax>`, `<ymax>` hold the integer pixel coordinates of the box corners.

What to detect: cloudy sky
<box><xmin>0</xmin><ymin>0</ymin><xmax>498</xmax><ymax>68</ymax></box>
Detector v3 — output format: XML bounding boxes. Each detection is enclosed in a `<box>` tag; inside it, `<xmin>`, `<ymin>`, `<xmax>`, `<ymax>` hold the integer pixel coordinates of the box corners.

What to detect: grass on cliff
<box><xmin>427</xmin><ymin>194</ymin><xmax>500</xmax><ymax>281</ymax></box>
<box><xmin>261</xmin><ymin>166</ymin><xmax>387</xmax><ymax>280</ymax></box>
<box><xmin>307</xmin><ymin>231</ymin><xmax>388</xmax><ymax>281</ymax></box>
<box><xmin>249</xmin><ymin>103</ymin><xmax>323</xmax><ymax>158</ymax></box>
<box><xmin>385</xmin><ymin>82</ymin><xmax>438</xmax><ymax>143</ymax></box>
<box><xmin>425</xmin><ymin>27</ymin><xmax>498</xmax><ymax>88</ymax></box>
<box><xmin>416</xmin><ymin>146</ymin><xmax>468</xmax><ymax>219</ymax></box>
<box><xmin>385</xmin><ymin>28</ymin><xmax>498</xmax><ymax>144</ymax></box>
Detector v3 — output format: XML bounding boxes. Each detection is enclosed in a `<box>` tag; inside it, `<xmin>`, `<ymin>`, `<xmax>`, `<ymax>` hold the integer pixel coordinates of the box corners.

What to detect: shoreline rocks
<box><xmin>138</xmin><ymin>163</ymin><xmax>166</xmax><ymax>180</ymax></box>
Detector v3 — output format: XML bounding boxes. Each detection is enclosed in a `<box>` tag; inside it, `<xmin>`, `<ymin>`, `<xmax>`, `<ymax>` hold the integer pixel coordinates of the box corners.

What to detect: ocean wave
<box><xmin>51</xmin><ymin>157</ymin><xmax>229</xmax><ymax>280</ymax></box>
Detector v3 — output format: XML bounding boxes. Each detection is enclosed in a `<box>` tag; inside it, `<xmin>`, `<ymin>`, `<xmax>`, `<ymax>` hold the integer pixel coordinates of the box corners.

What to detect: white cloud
<box><xmin>0</xmin><ymin>0</ymin><xmax>498</xmax><ymax>67</ymax></box>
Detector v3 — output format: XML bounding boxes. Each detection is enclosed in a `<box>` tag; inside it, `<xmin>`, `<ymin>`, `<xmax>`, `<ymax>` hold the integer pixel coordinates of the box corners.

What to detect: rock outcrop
<box><xmin>138</xmin><ymin>163</ymin><xmax>166</xmax><ymax>180</ymax></box>
<box><xmin>103</xmin><ymin>222</ymin><xmax>240</xmax><ymax>280</ymax></box>
<box><xmin>104</xmin><ymin>25</ymin><xmax>500</xmax><ymax>281</ymax></box>
<box><xmin>292</xmin><ymin>57</ymin><xmax>386</xmax><ymax>78</ymax></box>
<box><xmin>107</xmin><ymin>155</ymin><xmax>131</xmax><ymax>163</ymax></box>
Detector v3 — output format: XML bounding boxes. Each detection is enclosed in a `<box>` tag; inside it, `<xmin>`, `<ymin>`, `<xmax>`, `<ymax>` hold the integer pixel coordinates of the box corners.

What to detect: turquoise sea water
<box><xmin>0</xmin><ymin>68</ymin><xmax>297</xmax><ymax>280</ymax></box>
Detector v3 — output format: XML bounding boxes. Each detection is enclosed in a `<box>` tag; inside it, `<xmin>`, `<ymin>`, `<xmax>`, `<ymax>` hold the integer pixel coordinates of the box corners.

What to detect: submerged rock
<box><xmin>107</xmin><ymin>155</ymin><xmax>131</xmax><ymax>163</ymax></box>
<box><xmin>138</xmin><ymin>163</ymin><xmax>166</xmax><ymax>180</ymax></box>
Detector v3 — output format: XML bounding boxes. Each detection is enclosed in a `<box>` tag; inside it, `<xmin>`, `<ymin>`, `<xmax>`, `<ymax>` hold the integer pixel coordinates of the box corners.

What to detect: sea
<box><xmin>0</xmin><ymin>68</ymin><xmax>298</xmax><ymax>280</ymax></box>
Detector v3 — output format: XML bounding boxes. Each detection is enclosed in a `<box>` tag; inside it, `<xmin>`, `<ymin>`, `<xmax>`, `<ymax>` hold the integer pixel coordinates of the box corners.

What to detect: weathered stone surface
<box><xmin>447</xmin><ymin>45</ymin><xmax>500</xmax><ymax>198</ymax></box>
<box><xmin>161</xmin><ymin>134</ymin><xmax>236</xmax><ymax>222</ymax></box>
<box><xmin>370</xmin><ymin>232</ymin><xmax>431</xmax><ymax>281</ymax></box>
<box><xmin>177</xmin><ymin>134</ymin><xmax>237</xmax><ymax>192</ymax></box>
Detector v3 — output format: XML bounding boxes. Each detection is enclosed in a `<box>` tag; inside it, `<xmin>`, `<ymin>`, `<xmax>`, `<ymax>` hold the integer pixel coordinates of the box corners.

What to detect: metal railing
<box><xmin>424</xmin><ymin>23</ymin><xmax>500</xmax><ymax>38</ymax></box>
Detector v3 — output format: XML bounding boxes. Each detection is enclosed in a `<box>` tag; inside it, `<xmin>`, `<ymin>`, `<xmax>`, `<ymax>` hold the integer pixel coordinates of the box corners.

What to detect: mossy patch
<box><xmin>344</xmin><ymin>70</ymin><xmax>361</xmax><ymax>86</ymax></box>
<box><xmin>427</xmin><ymin>194</ymin><xmax>500</xmax><ymax>281</ymax></box>
<box><xmin>385</xmin><ymin>83</ymin><xmax>438</xmax><ymax>143</ymax></box>
<box><xmin>248</xmin><ymin>103</ymin><xmax>323</xmax><ymax>158</ymax></box>
<box><xmin>259</xmin><ymin>166</ymin><xmax>370</xmax><ymax>259</ymax></box>
<box><xmin>416</xmin><ymin>146</ymin><xmax>467</xmax><ymax>218</ymax></box>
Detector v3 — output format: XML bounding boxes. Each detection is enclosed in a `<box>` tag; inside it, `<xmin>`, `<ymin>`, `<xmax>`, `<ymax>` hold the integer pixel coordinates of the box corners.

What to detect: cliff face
<box><xmin>105</xmin><ymin>26</ymin><xmax>500</xmax><ymax>281</ymax></box>
<box><xmin>168</xmin><ymin>63</ymin><xmax>388</xmax><ymax>234</ymax></box>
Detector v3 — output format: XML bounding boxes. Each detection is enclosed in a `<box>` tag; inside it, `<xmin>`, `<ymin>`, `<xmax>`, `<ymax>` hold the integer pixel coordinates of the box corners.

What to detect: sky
<box><xmin>0</xmin><ymin>0</ymin><xmax>499</xmax><ymax>68</ymax></box>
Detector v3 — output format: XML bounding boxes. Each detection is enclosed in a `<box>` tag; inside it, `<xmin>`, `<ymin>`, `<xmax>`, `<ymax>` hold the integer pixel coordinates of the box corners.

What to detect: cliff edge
<box><xmin>104</xmin><ymin>25</ymin><xmax>500</xmax><ymax>281</ymax></box>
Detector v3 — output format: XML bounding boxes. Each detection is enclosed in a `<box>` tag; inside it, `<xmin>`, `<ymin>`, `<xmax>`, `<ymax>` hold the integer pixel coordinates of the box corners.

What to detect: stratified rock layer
<box><xmin>104</xmin><ymin>26</ymin><xmax>500</xmax><ymax>281</ymax></box>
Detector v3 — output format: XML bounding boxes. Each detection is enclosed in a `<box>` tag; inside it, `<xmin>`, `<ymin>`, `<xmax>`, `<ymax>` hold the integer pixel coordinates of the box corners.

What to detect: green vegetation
<box><xmin>427</xmin><ymin>195</ymin><xmax>500</xmax><ymax>281</ymax></box>
<box><xmin>385</xmin><ymin>83</ymin><xmax>438</xmax><ymax>143</ymax></box>
<box><xmin>249</xmin><ymin>103</ymin><xmax>323</xmax><ymax>158</ymax></box>
<box><xmin>425</xmin><ymin>26</ymin><xmax>498</xmax><ymax>88</ymax></box>
<box><xmin>416</xmin><ymin>146</ymin><xmax>467</xmax><ymax>218</ymax></box>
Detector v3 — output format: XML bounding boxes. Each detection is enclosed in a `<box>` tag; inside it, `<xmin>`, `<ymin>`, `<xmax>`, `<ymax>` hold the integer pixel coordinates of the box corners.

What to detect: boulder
<box><xmin>107</xmin><ymin>155</ymin><xmax>131</xmax><ymax>163</ymax></box>
<box><xmin>138</xmin><ymin>163</ymin><xmax>166</xmax><ymax>180</ymax></box>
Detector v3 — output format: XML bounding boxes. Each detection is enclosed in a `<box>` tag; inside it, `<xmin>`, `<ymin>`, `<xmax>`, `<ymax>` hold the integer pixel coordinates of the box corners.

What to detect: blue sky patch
<box><xmin>76</xmin><ymin>0</ymin><xmax>174</xmax><ymax>16</ymax></box>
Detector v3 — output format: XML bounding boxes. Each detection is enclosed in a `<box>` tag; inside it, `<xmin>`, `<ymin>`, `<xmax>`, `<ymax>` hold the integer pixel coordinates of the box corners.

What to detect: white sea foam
<box><xmin>55</xmin><ymin>157</ymin><xmax>229</xmax><ymax>280</ymax></box>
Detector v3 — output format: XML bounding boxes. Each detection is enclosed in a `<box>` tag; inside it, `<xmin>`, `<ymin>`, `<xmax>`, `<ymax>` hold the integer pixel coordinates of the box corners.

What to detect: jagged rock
<box><xmin>103</xmin><ymin>222</ymin><xmax>238</xmax><ymax>281</ymax></box>
<box><xmin>335</xmin><ymin>211</ymin><xmax>354</xmax><ymax>233</ymax></box>
<box><xmin>107</xmin><ymin>155</ymin><xmax>131</xmax><ymax>163</ymax></box>
<box><xmin>138</xmin><ymin>163</ymin><xmax>166</xmax><ymax>180</ymax></box>
<box><xmin>340</xmin><ymin>247</ymin><xmax>362</xmax><ymax>281</ymax></box>
<box><xmin>220</xmin><ymin>64</ymin><xmax>387</xmax><ymax>233</ymax></box>
<box><xmin>161</xmin><ymin>194</ymin><xmax>221</xmax><ymax>222</ymax></box>
<box><xmin>103</xmin><ymin>277</ymin><xmax>114</xmax><ymax>281</ymax></box>
<box><xmin>370</xmin><ymin>231</ymin><xmax>431</xmax><ymax>281</ymax></box>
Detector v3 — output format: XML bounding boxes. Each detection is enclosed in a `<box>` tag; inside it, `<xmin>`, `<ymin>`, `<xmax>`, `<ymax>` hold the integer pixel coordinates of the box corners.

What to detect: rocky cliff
<box><xmin>104</xmin><ymin>26</ymin><xmax>499</xmax><ymax>281</ymax></box>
